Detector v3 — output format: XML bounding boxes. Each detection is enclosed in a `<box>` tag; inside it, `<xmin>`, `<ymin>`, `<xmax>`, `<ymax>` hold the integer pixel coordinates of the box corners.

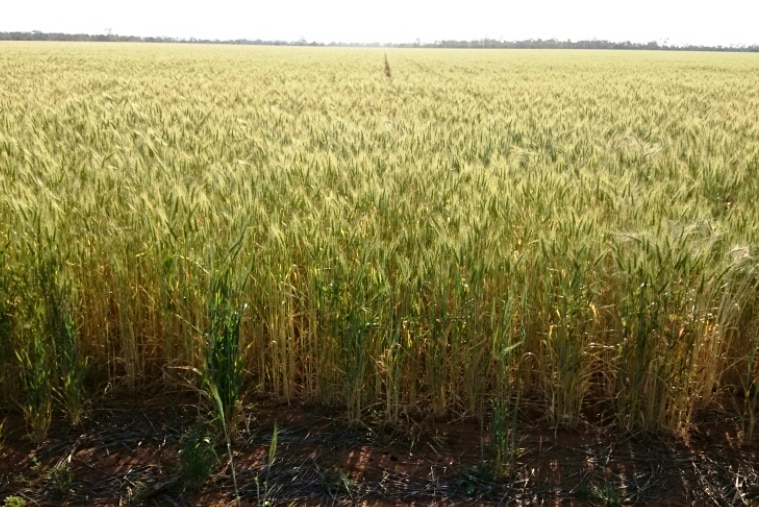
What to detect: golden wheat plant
<box><xmin>1</xmin><ymin>43</ymin><xmax>758</xmax><ymax>443</ymax></box>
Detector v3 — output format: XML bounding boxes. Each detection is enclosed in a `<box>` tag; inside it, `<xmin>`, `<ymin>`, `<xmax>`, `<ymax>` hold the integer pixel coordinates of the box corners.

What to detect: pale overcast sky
<box><xmin>3</xmin><ymin>1</ymin><xmax>758</xmax><ymax>47</ymax></box>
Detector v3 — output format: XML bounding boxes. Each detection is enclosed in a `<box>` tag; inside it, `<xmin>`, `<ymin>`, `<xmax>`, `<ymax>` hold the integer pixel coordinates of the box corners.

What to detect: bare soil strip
<box><xmin>2</xmin><ymin>390</ymin><xmax>758</xmax><ymax>506</ymax></box>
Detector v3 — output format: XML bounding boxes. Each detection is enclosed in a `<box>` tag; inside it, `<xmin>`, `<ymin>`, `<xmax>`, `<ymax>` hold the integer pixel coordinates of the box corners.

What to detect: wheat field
<box><xmin>1</xmin><ymin>43</ymin><xmax>758</xmax><ymax>442</ymax></box>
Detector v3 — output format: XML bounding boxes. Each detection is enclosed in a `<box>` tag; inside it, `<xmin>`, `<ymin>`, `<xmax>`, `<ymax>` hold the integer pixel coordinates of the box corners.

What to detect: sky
<box><xmin>3</xmin><ymin>1</ymin><xmax>758</xmax><ymax>47</ymax></box>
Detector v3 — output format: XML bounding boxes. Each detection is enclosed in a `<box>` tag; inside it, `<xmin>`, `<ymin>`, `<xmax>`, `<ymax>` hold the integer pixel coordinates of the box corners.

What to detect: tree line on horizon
<box><xmin>1</xmin><ymin>30</ymin><xmax>758</xmax><ymax>52</ymax></box>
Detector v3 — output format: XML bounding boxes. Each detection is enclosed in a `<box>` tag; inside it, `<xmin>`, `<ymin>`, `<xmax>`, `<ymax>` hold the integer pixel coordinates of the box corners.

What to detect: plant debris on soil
<box><xmin>1</xmin><ymin>389</ymin><xmax>758</xmax><ymax>506</ymax></box>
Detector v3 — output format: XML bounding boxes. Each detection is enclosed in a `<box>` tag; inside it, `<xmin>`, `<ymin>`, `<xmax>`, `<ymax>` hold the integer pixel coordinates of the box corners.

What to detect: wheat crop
<box><xmin>1</xmin><ymin>43</ymin><xmax>758</xmax><ymax>440</ymax></box>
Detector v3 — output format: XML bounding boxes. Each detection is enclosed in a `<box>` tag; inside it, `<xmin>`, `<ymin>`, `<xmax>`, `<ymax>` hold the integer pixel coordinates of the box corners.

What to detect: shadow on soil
<box><xmin>1</xmin><ymin>389</ymin><xmax>758</xmax><ymax>506</ymax></box>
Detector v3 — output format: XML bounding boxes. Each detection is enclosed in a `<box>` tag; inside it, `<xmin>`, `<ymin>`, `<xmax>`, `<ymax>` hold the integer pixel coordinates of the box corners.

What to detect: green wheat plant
<box><xmin>179</xmin><ymin>425</ymin><xmax>219</xmax><ymax>491</ymax></box>
<box><xmin>16</xmin><ymin>321</ymin><xmax>53</xmax><ymax>443</ymax></box>
<box><xmin>38</xmin><ymin>253</ymin><xmax>88</xmax><ymax>427</ymax></box>
<box><xmin>0</xmin><ymin>238</ymin><xmax>18</xmax><ymax>407</ymax></box>
<box><xmin>199</xmin><ymin>245</ymin><xmax>248</xmax><ymax>505</ymax></box>
<box><xmin>203</xmin><ymin>243</ymin><xmax>248</xmax><ymax>441</ymax></box>
<box><xmin>490</xmin><ymin>298</ymin><xmax>522</xmax><ymax>478</ymax></box>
